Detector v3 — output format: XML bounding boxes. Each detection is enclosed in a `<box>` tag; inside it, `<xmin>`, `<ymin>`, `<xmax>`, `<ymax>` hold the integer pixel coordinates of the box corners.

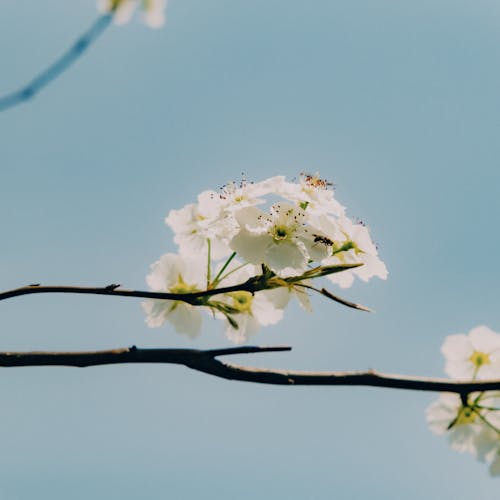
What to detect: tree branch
<box><xmin>0</xmin><ymin>15</ymin><xmax>112</xmax><ymax>112</ymax></box>
<box><xmin>0</xmin><ymin>282</ymin><xmax>265</xmax><ymax>304</ymax></box>
<box><xmin>0</xmin><ymin>267</ymin><xmax>365</xmax><ymax>308</ymax></box>
<box><xmin>1</xmin><ymin>345</ymin><xmax>499</xmax><ymax>394</ymax></box>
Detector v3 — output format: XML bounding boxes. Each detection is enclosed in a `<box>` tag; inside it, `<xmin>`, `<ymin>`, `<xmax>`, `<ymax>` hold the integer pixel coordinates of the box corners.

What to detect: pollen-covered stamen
<box><xmin>300</xmin><ymin>172</ymin><xmax>334</xmax><ymax>190</ymax></box>
<box><xmin>272</xmin><ymin>225</ymin><xmax>291</xmax><ymax>241</ymax></box>
<box><xmin>218</xmin><ymin>175</ymin><xmax>254</xmax><ymax>202</ymax></box>
<box><xmin>266</xmin><ymin>204</ymin><xmax>306</xmax><ymax>242</ymax></box>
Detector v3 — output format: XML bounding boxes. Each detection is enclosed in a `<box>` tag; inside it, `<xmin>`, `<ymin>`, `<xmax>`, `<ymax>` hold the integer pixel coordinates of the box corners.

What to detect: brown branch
<box><xmin>0</xmin><ymin>269</ymin><xmax>361</xmax><ymax>307</ymax></box>
<box><xmin>0</xmin><ymin>283</ymin><xmax>264</xmax><ymax>305</ymax></box>
<box><xmin>1</xmin><ymin>345</ymin><xmax>499</xmax><ymax>394</ymax></box>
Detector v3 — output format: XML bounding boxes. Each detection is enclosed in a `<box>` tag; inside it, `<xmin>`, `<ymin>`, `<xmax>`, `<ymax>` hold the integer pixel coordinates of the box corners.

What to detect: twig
<box><xmin>0</xmin><ymin>268</ymin><xmax>363</xmax><ymax>307</ymax></box>
<box><xmin>1</xmin><ymin>345</ymin><xmax>499</xmax><ymax>394</ymax></box>
<box><xmin>0</xmin><ymin>15</ymin><xmax>112</xmax><ymax>112</ymax></box>
<box><xmin>0</xmin><ymin>282</ymin><xmax>266</xmax><ymax>305</ymax></box>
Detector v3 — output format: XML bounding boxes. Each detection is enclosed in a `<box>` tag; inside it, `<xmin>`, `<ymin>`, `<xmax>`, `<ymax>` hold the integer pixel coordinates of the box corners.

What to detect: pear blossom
<box><xmin>165</xmin><ymin>203</ymin><xmax>233</xmax><ymax>260</ymax></box>
<box><xmin>277</xmin><ymin>172</ymin><xmax>345</xmax><ymax>216</ymax></box>
<box><xmin>229</xmin><ymin>203</ymin><xmax>328</xmax><ymax>277</ymax></box>
<box><xmin>212</xmin><ymin>265</ymin><xmax>286</xmax><ymax>343</ymax></box>
<box><xmin>426</xmin><ymin>393</ymin><xmax>489</xmax><ymax>454</ymax></box>
<box><xmin>197</xmin><ymin>176</ymin><xmax>285</xmax><ymax>217</ymax></box>
<box><xmin>427</xmin><ymin>325</ymin><xmax>500</xmax><ymax>476</ymax></box>
<box><xmin>427</xmin><ymin>392</ymin><xmax>500</xmax><ymax>474</ymax></box>
<box><xmin>98</xmin><ymin>0</ymin><xmax>167</xmax><ymax>28</ymax></box>
<box><xmin>320</xmin><ymin>215</ymin><xmax>388</xmax><ymax>288</ymax></box>
<box><xmin>441</xmin><ymin>325</ymin><xmax>500</xmax><ymax>380</ymax></box>
<box><xmin>142</xmin><ymin>253</ymin><xmax>206</xmax><ymax>337</ymax></box>
<box><xmin>146</xmin><ymin>172</ymin><xmax>387</xmax><ymax>341</ymax></box>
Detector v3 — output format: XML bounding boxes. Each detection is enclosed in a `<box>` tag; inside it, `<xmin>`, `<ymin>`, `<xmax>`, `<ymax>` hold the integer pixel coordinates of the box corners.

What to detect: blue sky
<box><xmin>1</xmin><ymin>1</ymin><xmax>499</xmax><ymax>498</ymax></box>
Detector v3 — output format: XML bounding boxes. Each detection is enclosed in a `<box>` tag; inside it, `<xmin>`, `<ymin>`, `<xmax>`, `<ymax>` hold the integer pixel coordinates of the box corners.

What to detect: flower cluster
<box><xmin>98</xmin><ymin>0</ymin><xmax>167</xmax><ymax>28</ymax></box>
<box><xmin>427</xmin><ymin>326</ymin><xmax>500</xmax><ymax>476</ymax></box>
<box><xmin>142</xmin><ymin>173</ymin><xmax>387</xmax><ymax>342</ymax></box>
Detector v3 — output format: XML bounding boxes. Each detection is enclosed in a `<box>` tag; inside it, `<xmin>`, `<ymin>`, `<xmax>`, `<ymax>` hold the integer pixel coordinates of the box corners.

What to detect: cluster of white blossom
<box><xmin>427</xmin><ymin>325</ymin><xmax>500</xmax><ymax>476</ymax></box>
<box><xmin>98</xmin><ymin>0</ymin><xmax>167</xmax><ymax>28</ymax></box>
<box><xmin>142</xmin><ymin>173</ymin><xmax>387</xmax><ymax>342</ymax></box>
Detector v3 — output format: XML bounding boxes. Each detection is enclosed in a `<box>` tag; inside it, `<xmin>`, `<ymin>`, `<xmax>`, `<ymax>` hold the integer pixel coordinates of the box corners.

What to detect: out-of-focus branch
<box><xmin>1</xmin><ymin>345</ymin><xmax>499</xmax><ymax>394</ymax></box>
<box><xmin>0</xmin><ymin>15</ymin><xmax>112</xmax><ymax>112</ymax></box>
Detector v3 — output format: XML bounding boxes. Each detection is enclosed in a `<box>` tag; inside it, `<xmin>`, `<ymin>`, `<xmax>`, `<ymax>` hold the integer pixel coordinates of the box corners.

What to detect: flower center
<box><xmin>469</xmin><ymin>350</ymin><xmax>491</xmax><ymax>368</ymax></box>
<box><xmin>169</xmin><ymin>275</ymin><xmax>199</xmax><ymax>295</ymax></box>
<box><xmin>228</xmin><ymin>291</ymin><xmax>253</xmax><ymax>313</ymax></box>
<box><xmin>272</xmin><ymin>225</ymin><xmax>290</xmax><ymax>241</ymax></box>
<box><xmin>456</xmin><ymin>406</ymin><xmax>477</xmax><ymax>426</ymax></box>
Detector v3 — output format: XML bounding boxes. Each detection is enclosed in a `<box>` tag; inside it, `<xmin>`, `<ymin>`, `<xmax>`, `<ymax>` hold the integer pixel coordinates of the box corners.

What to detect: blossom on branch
<box><xmin>442</xmin><ymin>325</ymin><xmax>500</xmax><ymax>380</ymax></box>
<box><xmin>145</xmin><ymin>173</ymin><xmax>387</xmax><ymax>341</ymax></box>
<box><xmin>427</xmin><ymin>325</ymin><xmax>500</xmax><ymax>476</ymax></box>
<box><xmin>142</xmin><ymin>253</ymin><xmax>206</xmax><ymax>337</ymax></box>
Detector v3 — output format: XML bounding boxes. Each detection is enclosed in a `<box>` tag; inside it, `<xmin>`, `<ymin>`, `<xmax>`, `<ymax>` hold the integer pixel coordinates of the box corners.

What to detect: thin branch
<box><xmin>0</xmin><ymin>15</ymin><xmax>112</xmax><ymax>112</ymax></box>
<box><xmin>0</xmin><ymin>267</ymin><xmax>362</xmax><ymax>307</ymax></box>
<box><xmin>1</xmin><ymin>345</ymin><xmax>499</xmax><ymax>394</ymax></box>
<box><xmin>0</xmin><ymin>282</ymin><xmax>264</xmax><ymax>305</ymax></box>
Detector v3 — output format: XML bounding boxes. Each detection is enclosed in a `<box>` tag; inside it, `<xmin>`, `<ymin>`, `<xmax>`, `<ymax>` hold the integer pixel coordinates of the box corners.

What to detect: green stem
<box><xmin>206</xmin><ymin>239</ymin><xmax>212</xmax><ymax>288</ymax></box>
<box><xmin>211</xmin><ymin>252</ymin><xmax>237</xmax><ymax>287</ymax></box>
<box><xmin>472</xmin><ymin>407</ymin><xmax>500</xmax><ymax>436</ymax></box>
<box><xmin>217</xmin><ymin>262</ymin><xmax>251</xmax><ymax>283</ymax></box>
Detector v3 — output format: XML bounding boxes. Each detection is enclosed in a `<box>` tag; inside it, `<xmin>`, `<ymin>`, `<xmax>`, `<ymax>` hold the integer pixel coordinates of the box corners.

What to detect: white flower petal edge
<box><xmin>142</xmin><ymin>253</ymin><xmax>206</xmax><ymax>337</ymax></box>
<box><xmin>442</xmin><ymin>325</ymin><xmax>500</xmax><ymax>380</ymax></box>
<box><xmin>321</xmin><ymin>215</ymin><xmax>388</xmax><ymax>288</ymax></box>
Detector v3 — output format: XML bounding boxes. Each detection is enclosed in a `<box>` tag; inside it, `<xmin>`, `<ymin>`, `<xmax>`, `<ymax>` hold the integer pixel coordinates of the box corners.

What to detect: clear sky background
<box><xmin>1</xmin><ymin>0</ymin><xmax>499</xmax><ymax>498</ymax></box>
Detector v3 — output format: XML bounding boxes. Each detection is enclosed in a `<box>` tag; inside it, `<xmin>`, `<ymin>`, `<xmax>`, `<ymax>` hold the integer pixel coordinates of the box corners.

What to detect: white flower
<box><xmin>142</xmin><ymin>0</ymin><xmax>167</xmax><ymax>28</ymax></box>
<box><xmin>198</xmin><ymin>176</ymin><xmax>285</xmax><ymax>216</ymax></box>
<box><xmin>277</xmin><ymin>172</ymin><xmax>345</xmax><ymax>216</ymax></box>
<box><xmin>142</xmin><ymin>253</ymin><xmax>206</xmax><ymax>337</ymax></box>
<box><xmin>442</xmin><ymin>325</ymin><xmax>500</xmax><ymax>380</ymax></box>
<box><xmin>320</xmin><ymin>215</ymin><xmax>388</xmax><ymax>288</ymax></box>
<box><xmin>212</xmin><ymin>265</ymin><xmax>285</xmax><ymax>343</ymax></box>
<box><xmin>426</xmin><ymin>393</ymin><xmax>484</xmax><ymax>454</ymax></box>
<box><xmin>98</xmin><ymin>0</ymin><xmax>167</xmax><ymax>28</ymax></box>
<box><xmin>427</xmin><ymin>392</ymin><xmax>500</xmax><ymax>473</ymax></box>
<box><xmin>230</xmin><ymin>203</ymin><xmax>327</xmax><ymax>277</ymax></box>
<box><xmin>165</xmin><ymin>203</ymin><xmax>233</xmax><ymax>260</ymax></box>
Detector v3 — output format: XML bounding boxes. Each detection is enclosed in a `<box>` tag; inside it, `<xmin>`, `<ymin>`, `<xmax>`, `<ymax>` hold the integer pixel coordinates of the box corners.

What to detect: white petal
<box><xmin>444</xmin><ymin>360</ymin><xmax>475</xmax><ymax>380</ymax></box>
<box><xmin>490</xmin><ymin>452</ymin><xmax>500</xmax><ymax>477</ymax></box>
<box><xmin>168</xmin><ymin>304</ymin><xmax>202</xmax><ymax>338</ymax></box>
<box><xmin>230</xmin><ymin>230</ymin><xmax>269</xmax><ymax>265</ymax></box>
<box><xmin>251</xmin><ymin>292</ymin><xmax>285</xmax><ymax>326</ymax></box>
<box><xmin>469</xmin><ymin>325</ymin><xmax>500</xmax><ymax>353</ymax></box>
<box><xmin>441</xmin><ymin>334</ymin><xmax>472</xmax><ymax>362</ymax></box>
<box><xmin>265</xmin><ymin>241</ymin><xmax>308</xmax><ymax>276</ymax></box>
